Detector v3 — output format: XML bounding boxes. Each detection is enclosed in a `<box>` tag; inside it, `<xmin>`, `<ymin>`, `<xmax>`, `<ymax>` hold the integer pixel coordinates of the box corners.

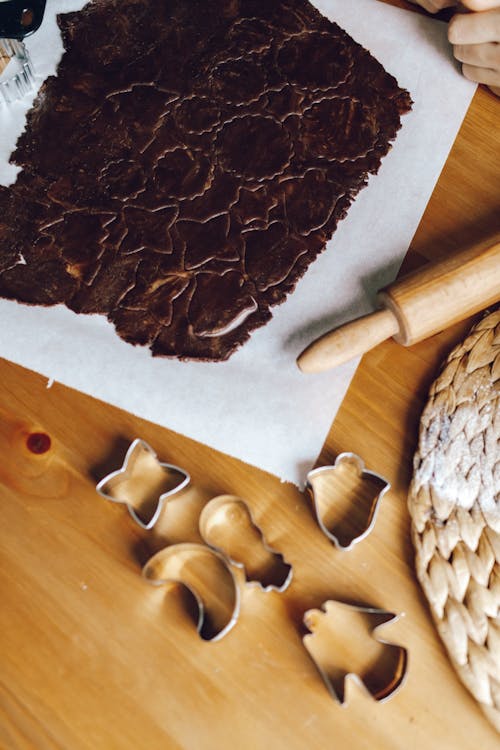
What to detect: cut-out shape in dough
<box><xmin>199</xmin><ymin>495</ymin><xmax>292</xmax><ymax>592</ymax></box>
<box><xmin>143</xmin><ymin>542</ymin><xmax>239</xmax><ymax>641</ymax></box>
<box><xmin>0</xmin><ymin>0</ymin><xmax>412</xmax><ymax>361</ymax></box>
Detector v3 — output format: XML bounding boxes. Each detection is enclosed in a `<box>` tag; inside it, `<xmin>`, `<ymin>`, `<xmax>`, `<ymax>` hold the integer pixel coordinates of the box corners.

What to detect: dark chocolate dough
<box><xmin>0</xmin><ymin>0</ymin><xmax>412</xmax><ymax>361</ymax></box>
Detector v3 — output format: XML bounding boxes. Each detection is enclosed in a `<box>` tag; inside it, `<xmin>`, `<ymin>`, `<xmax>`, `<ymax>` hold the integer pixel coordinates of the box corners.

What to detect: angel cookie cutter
<box><xmin>306</xmin><ymin>453</ymin><xmax>390</xmax><ymax>551</ymax></box>
<box><xmin>303</xmin><ymin>600</ymin><xmax>408</xmax><ymax>704</ymax></box>
<box><xmin>96</xmin><ymin>438</ymin><xmax>190</xmax><ymax>530</ymax></box>
<box><xmin>199</xmin><ymin>495</ymin><xmax>293</xmax><ymax>592</ymax></box>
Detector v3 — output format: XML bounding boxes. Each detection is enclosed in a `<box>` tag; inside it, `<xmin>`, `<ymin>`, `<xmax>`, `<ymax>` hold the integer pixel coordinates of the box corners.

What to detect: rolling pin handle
<box><xmin>296</xmin><ymin>307</ymin><xmax>400</xmax><ymax>373</ymax></box>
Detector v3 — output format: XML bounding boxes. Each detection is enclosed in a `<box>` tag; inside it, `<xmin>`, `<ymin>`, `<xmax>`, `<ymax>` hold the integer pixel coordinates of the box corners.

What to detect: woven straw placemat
<box><xmin>408</xmin><ymin>308</ymin><xmax>500</xmax><ymax>731</ymax></box>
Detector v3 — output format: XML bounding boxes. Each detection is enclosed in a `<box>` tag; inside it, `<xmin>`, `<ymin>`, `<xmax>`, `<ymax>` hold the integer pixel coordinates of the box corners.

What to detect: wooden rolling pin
<box><xmin>297</xmin><ymin>240</ymin><xmax>500</xmax><ymax>374</ymax></box>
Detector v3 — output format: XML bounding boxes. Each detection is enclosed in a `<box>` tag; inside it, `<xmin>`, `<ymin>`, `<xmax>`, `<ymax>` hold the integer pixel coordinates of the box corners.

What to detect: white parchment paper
<box><xmin>0</xmin><ymin>0</ymin><xmax>476</xmax><ymax>484</ymax></box>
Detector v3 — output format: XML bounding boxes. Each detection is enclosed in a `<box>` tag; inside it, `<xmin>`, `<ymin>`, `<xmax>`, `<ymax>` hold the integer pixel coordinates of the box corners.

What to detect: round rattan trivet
<box><xmin>408</xmin><ymin>308</ymin><xmax>500</xmax><ymax>731</ymax></box>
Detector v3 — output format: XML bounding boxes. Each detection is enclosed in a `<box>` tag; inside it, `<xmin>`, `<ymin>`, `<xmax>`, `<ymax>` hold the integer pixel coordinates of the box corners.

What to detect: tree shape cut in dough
<box><xmin>0</xmin><ymin>0</ymin><xmax>412</xmax><ymax>361</ymax></box>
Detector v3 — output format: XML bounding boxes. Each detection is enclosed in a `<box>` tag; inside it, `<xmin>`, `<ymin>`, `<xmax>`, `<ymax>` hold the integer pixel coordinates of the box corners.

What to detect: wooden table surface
<box><xmin>1</xmin><ymin>2</ymin><xmax>499</xmax><ymax>748</ymax></box>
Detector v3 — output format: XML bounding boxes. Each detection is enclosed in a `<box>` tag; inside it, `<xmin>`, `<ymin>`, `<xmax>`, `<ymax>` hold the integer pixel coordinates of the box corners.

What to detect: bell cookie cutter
<box><xmin>143</xmin><ymin>542</ymin><xmax>240</xmax><ymax>641</ymax></box>
<box><xmin>96</xmin><ymin>438</ymin><xmax>190</xmax><ymax>530</ymax></box>
<box><xmin>303</xmin><ymin>600</ymin><xmax>408</xmax><ymax>704</ymax></box>
<box><xmin>0</xmin><ymin>38</ymin><xmax>35</xmax><ymax>104</ymax></box>
<box><xmin>199</xmin><ymin>495</ymin><xmax>293</xmax><ymax>592</ymax></box>
<box><xmin>306</xmin><ymin>453</ymin><xmax>390</xmax><ymax>551</ymax></box>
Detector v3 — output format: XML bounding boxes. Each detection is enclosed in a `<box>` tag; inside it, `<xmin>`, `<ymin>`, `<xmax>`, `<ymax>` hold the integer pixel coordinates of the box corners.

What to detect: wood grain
<box><xmin>1</xmin><ymin>3</ymin><xmax>499</xmax><ymax>748</ymax></box>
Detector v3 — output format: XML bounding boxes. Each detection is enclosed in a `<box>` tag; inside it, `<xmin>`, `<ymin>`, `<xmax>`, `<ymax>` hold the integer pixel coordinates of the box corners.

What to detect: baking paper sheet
<box><xmin>0</xmin><ymin>0</ymin><xmax>476</xmax><ymax>484</ymax></box>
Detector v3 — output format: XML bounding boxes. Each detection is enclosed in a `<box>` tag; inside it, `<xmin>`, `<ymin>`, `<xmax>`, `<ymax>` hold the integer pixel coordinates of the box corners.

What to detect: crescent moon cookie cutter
<box><xmin>306</xmin><ymin>453</ymin><xmax>391</xmax><ymax>551</ymax></box>
<box><xmin>303</xmin><ymin>600</ymin><xmax>408</xmax><ymax>705</ymax></box>
<box><xmin>142</xmin><ymin>542</ymin><xmax>240</xmax><ymax>642</ymax></box>
<box><xmin>199</xmin><ymin>495</ymin><xmax>293</xmax><ymax>593</ymax></box>
<box><xmin>96</xmin><ymin>438</ymin><xmax>190</xmax><ymax>530</ymax></box>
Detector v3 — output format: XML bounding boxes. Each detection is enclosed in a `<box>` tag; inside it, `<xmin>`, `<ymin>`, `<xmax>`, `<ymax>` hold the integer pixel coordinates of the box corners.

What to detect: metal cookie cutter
<box><xmin>0</xmin><ymin>37</ymin><xmax>35</xmax><ymax>103</ymax></box>
<box><xmin>96</xmin><ymin>438</ymin><xmax>190</xmax><ymax>530</ymax></box>
<box><xmin>143</xmin><ymin>542</ymin><xmax>240</xmax><ymax>641</ymax></box>
<box><xmin>306</xmin><ymin>453</ymin><xmax>390</xmax><ymax>551</ymax></box>
<box><xmin>303</xmin><ymin>600</ymin><xmax>408</xmax><ymax>704</ymax></box>
<box><xmin>199</xmin><ymin>495</ymin><xmax>293</xmax><ymax>592</ymax></box>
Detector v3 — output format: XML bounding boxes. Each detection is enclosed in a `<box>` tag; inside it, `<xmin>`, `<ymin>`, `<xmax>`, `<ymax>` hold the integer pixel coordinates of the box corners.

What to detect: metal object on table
<box><xmin>306</xmin><ymin>453</ymin><xmax>390</xmax><ymax>551</ymax></box>
<box><xmin>0</xmin><ymin>37</ymin><xmax>35</xmax><ymax>103</ymax></box>
<box><xmin>96</xmin><ymin>438</ymin><xmax>191</xmax><ymax>530</ymax></box>
<box><xmin>143</xmin><ymin>542</ymin><xmax>240</xmax><ymax>642</ymax></box>
<box><xmin>0</xmin><ymin>0</ymin><xmax>47</xmax><ymax>103</ymax></box>
<box><xmin>303</xmin><ymin>600</ymin><xmax>408</xmax><ymax>704</ymax></box>
<box><xmin>199</xmin><ymin>495</ymin><xmax>293</xmax><ymax>593</ymax></box>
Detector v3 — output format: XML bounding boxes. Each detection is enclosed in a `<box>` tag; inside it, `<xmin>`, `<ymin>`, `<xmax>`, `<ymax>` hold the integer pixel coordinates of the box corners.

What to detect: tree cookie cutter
<box><xmin>143</xmin><ymin>542</ymin><xmax>240</xmax><ymax>641</ymax></box>
<box><xmin>306</xmin><ymin>453</ymin><xmax>390</xmax><ymax>551</ymax></box>
<box><xmin>0</xmin><ymin>38</ymin><xmax>35</xmax><ymax>104</ymax></box>
<box><xmin>96</xmin><ymin>438</ymin><xmax>190</xmax><ymax>530</ymax></box>
<box><xmin>199</xmin><ymin>495</ymin><xmax>293</xmax><ymax>592</ymax></box>
<box><xmin>303</xmin><ymin>600</ymin><xmax>408</xmax><ymax>704</ymax></box>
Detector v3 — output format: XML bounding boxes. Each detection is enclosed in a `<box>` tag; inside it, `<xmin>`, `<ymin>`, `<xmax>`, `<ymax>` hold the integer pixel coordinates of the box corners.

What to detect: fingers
<box><xmin>448</xmin><ymin>7</ymin><xmax>500</xmax><ymax>44</ymax></box>
<box><xmin>453</xmin><ymin>41</ymin><xmax>500</xmax><ymax>67</ymax></box>
<box><xmin>410</xmin><ymin>0</ymin><xmax>500</xmax><ymax>95</ymax></box>
<box><xmin>461</xmin><ymin>62</ymin><xmax>500</xmax><ymax>87</ymax></box>
<box><xmin>449</xmin><ymin>8</ymin><xmax>500</xmax><ymax>93</ymax></box>
<box><xmin>407</xmin><ymin>0</ymin><xmax>458</xmax><ymax>13</ymax></box>
<box><xmin>460</xmin><ymin>0</ymin><xmax>499</xmax><ymax>11</ymax></box>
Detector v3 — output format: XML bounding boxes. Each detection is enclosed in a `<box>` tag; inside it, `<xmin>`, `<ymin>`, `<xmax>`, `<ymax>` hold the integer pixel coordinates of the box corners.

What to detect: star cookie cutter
<box><xmin>303</xmin><ymin>600</ymin><xmax>408</xmax><ymax>704</ymax></box>
<box><xmin>143</xmin><ymin>542</ymin><xmax>240</xmax><ymax>641</ymax></box>
<box><xmin>96</xmin><ymin>438</ymin><xmax>190</xmax><ymax>530</ymax></box>
<box><xmin>199</xmin><ymin>495</ymin><xmax>293</xmax><ymax>592</ymax></box>
<box><xmin>306</xmin><ymin>453</ymin><xmax>390</xmax><ymax>551</ymax></box>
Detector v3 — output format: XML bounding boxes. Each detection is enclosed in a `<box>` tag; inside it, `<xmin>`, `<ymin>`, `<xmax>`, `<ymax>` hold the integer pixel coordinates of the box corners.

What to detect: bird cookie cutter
<box><xmin>303</xmin><ymin>600</ymin><xmax>408</xmax><ymax>704</ymax></box>
<box><xmin>306</xmin><ymin>453</ymin><xmax>390</xmax><ymax>551</ymax></box>
<box><xmin>199</xmin><ymin>495</ymin><xmax>293</xmax><ymax>593</ymax></box>
<box><xmin>96</xmin><ymin>438</ymin><xmax>190</xmax><ymax>530</ymax></box>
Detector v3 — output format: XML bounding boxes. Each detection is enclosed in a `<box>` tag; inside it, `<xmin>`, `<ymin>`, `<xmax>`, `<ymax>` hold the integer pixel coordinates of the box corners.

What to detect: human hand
<box><xmin>449</xmin><ymin>0</ymin><xmax>500</xmax><ymax>95</ymax></box>
<box><xmin>407</xmin><ymin>0</ymin><xmax>458</xmax><ymax>13</ymax></box>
